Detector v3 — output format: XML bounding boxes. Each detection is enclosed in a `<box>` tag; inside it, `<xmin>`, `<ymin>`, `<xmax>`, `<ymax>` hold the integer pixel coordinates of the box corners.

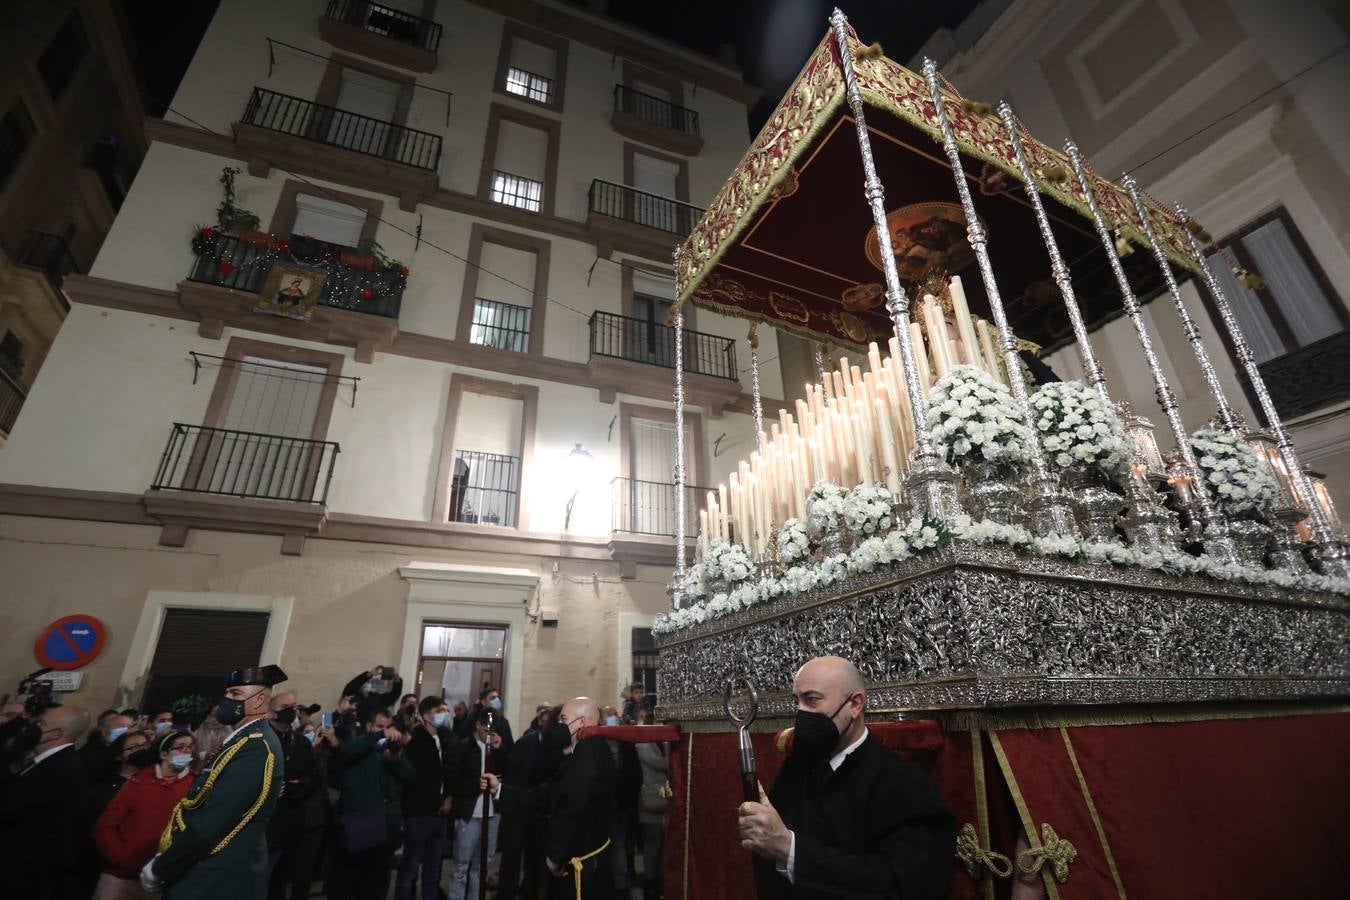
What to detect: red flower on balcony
<box><xmin>278</xmin><ymin>240</ymin><xmax>289</xmax><ymax>252</ymax></box>
<box><xmin>399</xmin><ymin>266</ymin><xmax>410</xmax><ymax>277</ymax></box>
<box><xmin>217</xmin><ymin>261</ymin><xmax>236</xmax><ymax>274</ymax></box>
<box><xmin>360</xmin><ymin>287</ymin><xmax>377</xmax><ymax>299</ymax></box>
<box><xmin>199</xmin><ymin>226</ymin><xmax>215</xmax><ymax>238</ymax></box>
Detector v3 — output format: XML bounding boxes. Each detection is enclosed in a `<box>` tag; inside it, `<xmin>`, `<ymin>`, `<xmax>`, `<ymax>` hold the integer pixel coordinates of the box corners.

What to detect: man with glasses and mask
<box><xmin>268</xmin><ymin>690</ymin><xmax>322</xmax><ymax>900</ymax></box>
<box><xmin>140</xmin><ymin>665</ymin><xmax>287</xmax><ymax>899</ymax></box>
<box><xmin>738</xmin><ymin>656</ymin><xmax>954</xmax><ymax>900</ymax></box>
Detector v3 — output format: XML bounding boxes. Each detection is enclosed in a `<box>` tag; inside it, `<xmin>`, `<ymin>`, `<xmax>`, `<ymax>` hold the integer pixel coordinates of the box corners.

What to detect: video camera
<box><xmin>16</xmin><ymin>668</ymin><xmax>58</xmax><ymax>716</ymax></box>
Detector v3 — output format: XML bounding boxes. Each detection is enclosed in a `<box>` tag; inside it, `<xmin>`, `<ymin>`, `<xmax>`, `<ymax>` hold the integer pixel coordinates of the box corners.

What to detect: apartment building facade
<box><xmin>0</xmin><ymin>0</ymin><xmax>773</xmax><ymax>726</ymax></box>
<box><xmin>919</xmin><ymin>0</ymin><xmax>1350</xmax><ymax>517</ymax></box>
<box><xmin>0</xmin><ymin>0</ymin><xmax>147</xmax><ymax>445</ymax></box>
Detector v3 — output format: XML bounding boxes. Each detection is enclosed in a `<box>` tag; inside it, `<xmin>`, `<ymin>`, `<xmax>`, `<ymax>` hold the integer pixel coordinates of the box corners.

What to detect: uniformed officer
<box><xmin>140</xmin><ymin>665</ymin><xmax>287</xmax><ymax>898</ymax></box>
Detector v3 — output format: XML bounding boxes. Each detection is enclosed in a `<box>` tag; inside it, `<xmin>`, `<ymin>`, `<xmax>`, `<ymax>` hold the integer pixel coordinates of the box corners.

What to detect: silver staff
<box><xmin>922</xmin><ymin>59</ymin><xmax>1077</xmax><ymax>536</ymax></box>
<box><xmin>1122</xmin><ymin>176</ymin><xmax>1242</xmax><ymax>435</ymax></box>
<box><xmin>1174</xmin><ymin>204</ymin><xmax>1350</xmax><ymax>578</ymax></box>
<box><xmin>828</xmin><ymin>10</ymin><xmax>960</xmax><ymax>522</ymax></box>
<box><xmin>996</xmin><ymin>102</ymin><xmax>1109</xmax><ymax>401</ymax></box>
<box><xmin>672</xmin><ymin>246</ymin><xmax>687</xmax><ymax>606</ymax></box>
<box><xmin>1064</xmin><ymin>142</ymin><xmax>1239</xmax><ymax>564</ymax></box>
<box><xmin>749</xmin><ymin>323</ymin><xmax>764</xmax><ymax>453</ymax></box>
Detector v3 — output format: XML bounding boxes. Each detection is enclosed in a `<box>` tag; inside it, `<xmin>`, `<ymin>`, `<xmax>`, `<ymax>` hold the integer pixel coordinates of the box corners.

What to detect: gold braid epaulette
<box><xmin>158</xmin><ymin>731</ymin><xmax>277</xmax><ymax>856</ymax></box>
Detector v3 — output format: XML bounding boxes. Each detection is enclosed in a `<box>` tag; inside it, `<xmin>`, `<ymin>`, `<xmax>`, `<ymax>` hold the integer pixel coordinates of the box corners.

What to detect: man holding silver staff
<box><xmin>738</xmin><ymin>656</ymin><xmax>955</xmax><ymax>899</ymax></box>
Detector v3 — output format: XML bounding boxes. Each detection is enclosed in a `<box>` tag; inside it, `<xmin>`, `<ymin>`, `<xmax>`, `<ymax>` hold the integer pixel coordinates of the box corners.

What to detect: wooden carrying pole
<box><xmin>480</xmin><ymin>711</ymin><xmax>494</xmax><ymax>900</ymax></box>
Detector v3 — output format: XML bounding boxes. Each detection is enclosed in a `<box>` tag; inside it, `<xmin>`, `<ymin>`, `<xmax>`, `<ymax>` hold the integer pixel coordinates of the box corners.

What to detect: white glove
<box><xmin>140</xmin><ymin>856</ymin><xmax>164</xmax><ymax>892</ymax></box>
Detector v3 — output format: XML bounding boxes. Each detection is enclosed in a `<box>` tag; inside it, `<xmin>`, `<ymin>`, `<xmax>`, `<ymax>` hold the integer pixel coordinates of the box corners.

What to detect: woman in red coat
<box><xmin>92</xmin><ymin>730</ymin><xmax>198</xmax><ymax>900</ymax></box>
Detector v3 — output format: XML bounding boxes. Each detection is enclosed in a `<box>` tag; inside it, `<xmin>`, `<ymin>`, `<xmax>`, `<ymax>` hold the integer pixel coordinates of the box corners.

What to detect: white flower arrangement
<box><xmin>807</xmin><ymin>481</ymin><xmax>847</xmax><ymax>532</ymax></box>
<box><xmin>841</xmin><ymin>483</ymin><xmax>896</xmax><ymax>538</ymax></box>
<box><xmin>1188</xmin><ymin>427</ymin><xmax>1281</xmax><ymax>517</ymax></box>
<box><xmin>678</xmin><ymin>562</ymin><xmax>706</xmax><ymax>602</ymax></box>
<box><xmin>925</xmin><ymin>364</ymin><xmax>1033</xmax><ymax>473</ymax></box>
<box><xmin>776</xmin><ymin>518</ymin><xmax>811</xmax><ymax>565</ymax></box>
<box><xmin>1029</xmin><ymin>380</ymin><xmax>1132</xmax><ymax>480</ymax></box>
<box><xmin>702</xmin><ymin>538</ymin><xmax>754</xmax><ymax>585</ymax></box>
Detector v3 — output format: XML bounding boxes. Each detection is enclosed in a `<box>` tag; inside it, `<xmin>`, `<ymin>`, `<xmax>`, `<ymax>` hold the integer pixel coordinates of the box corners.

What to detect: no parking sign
<box><xmin>34</xmin><ymin>615</ymin><xmax>107</xmax><ymax>671</ymax></box>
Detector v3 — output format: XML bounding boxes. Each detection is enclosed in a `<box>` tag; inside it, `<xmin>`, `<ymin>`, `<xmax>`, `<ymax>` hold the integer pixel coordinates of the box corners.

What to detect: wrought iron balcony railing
<box><xmin>468</xmin><ymin>297</ymin><xmax>531</xmax><ymax>353</ymax></box>
<box><xmin>241</xmin><ymin>87</ymin><xmax>442</xmax><ymax>171</ymax></box>
<box><xmin>612</xmin><ymin>476</ymin><xmax>708</xmax><ymax>537</ymax></box>
<box><xmin>324</xmin><ymin>0</ymin><xmax>443</xmax><ymax>52</ymax></box>
<box><xmin>188</xmin><ymin>232</ymin><xmax>405</xmax><ymax>318</ymax></box>
<box><xmin>449</xmin><ymin>449</ymin><xmax>521</xmax><ymax>527</ymax></box>
<box><xmin>587</xmin><ymin>180</ymin><xmax>704</xmax><ymax>237</ymax></box>
<box><xmin>16</xmin><ymin>230</ymin><xmax>80</xmax><ymax>289</ymax></box>
<box><xmin>151</xmin><ymin>423</ymin><xmax>340</xmax><ymax>504</ymax></box>
<box><xmin>613</xmin><ymin>85</ymin><xmax>699</xmax><ymax>136</ymax></box>
<box><xmin>589</xmin><ymin>310</ymin><xmax>738</xmax><ymax>381</ymax></box>
<box><xmin>1240</xmin><ymin>328</ymin><xmax>1350</xmax><ymax>422</ymax></box>
<box><xmin>0</xmin><ymin>368</ymin><xmax>26</xmax><ymax>437</ymax></box>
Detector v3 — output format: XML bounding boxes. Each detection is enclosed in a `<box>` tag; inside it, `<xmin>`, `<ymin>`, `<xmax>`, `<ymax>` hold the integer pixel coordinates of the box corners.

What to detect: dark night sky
<box><xmin>121</xmin><ymin>0</ymin><xmax>978</xmax><ymax>129</ymax></box>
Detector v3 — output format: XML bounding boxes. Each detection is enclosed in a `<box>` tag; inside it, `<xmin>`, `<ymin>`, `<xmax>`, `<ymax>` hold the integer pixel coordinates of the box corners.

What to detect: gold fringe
<box><xmin>937</xmin><ymin>700</ymin><xmax>1350</xmax><ymax>732</ymax></box>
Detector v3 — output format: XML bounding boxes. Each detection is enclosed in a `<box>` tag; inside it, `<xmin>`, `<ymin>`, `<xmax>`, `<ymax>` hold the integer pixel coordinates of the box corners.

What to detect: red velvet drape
<box><xmin>661</xmin><ymin>710</ymin><xmax>1350</xmax><ymax>899</ymax></box>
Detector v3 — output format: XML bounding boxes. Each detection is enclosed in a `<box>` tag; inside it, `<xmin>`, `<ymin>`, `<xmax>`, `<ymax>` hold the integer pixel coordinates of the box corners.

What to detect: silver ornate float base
<box><xmin>656</xmin><ymin>541</ymin><xmax>1350</xmax><ymax>722</ymax></box>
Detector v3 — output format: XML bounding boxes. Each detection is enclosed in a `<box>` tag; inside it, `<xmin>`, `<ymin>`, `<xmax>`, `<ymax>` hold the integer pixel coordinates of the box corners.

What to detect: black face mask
<box><xmin>792</xmin><ymin>695</ymin><xmax>853</xmax><ymax>762</ymax></box>
<box><xmin>273</xmin><ymin>708</ymin><xmax>297</xmax><ymax>727</ymax></box>
<box><xmin>547</xmin><ymin>721</ymin><xmax>575</xmax><ymax>750</ymax></box>
<box><xmin>215</xmin><ymin>697</ymin><xmax>247</xmax><ymax>726</ymax></box>
<box><xmin>127</xmin><ymin>747</ymin><xmax>158</xmax><ymax>769</ymax></box>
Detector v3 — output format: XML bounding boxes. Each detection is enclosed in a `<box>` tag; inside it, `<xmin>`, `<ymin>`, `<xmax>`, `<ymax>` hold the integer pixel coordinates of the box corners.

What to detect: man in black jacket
<box><xmin>738</xmin><ymin>656</ymin><xmax>955</xmax><ymax>900</ymax></box>
<box><xmin>454</xmin><ymin>687</ymin><xmax>514</xmax><ymax>757</ymax></box>
<box><xmin>395</xmin><ymin>696</ymin><xmax>454</xmax><ymax>900</ymax></box>
<box><xmin>268</xmin><ymin>690</ymin><xmax>322</xmax><ymax>900</ymax></box>
<box><xmin>447</xmin><ymin>708</ymin><xmax>506</xmax><ymax>900</ymax></box>
<box><xmin>484</xmin><ymin>697</ymin><xmax>616</xmax><ymax>900</ymax></box>
<box><xmin>0</xmin><ymin>703</ymin><xmax>91</xmax><ymax>900</ymax></box>
<box><xmin>497</xmin><ymin>706</ymin><xmax>562</xmax><ymax>900</ymax></box>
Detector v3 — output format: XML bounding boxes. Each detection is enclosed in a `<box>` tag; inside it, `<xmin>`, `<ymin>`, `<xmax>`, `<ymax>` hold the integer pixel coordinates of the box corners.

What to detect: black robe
<box><xmin>765</xmin><ymin>734</ymin><xmax>955</xmax><ymax>900</ymax></box>
<box><xmin>497</xmin><ymin>734</ymin><xmax>615</xmax><ymax>900</ymax></box>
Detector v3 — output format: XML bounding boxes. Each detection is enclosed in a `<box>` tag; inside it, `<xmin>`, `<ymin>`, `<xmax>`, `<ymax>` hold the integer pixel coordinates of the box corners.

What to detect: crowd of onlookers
<box><xmin>0</xmin><ymin>672</ymin><xmax>668</xmax><ymax>900</ymax></box>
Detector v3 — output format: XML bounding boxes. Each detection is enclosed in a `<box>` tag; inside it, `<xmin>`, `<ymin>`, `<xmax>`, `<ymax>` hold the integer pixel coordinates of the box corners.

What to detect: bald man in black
<box><xmin>739</xmin><ymin>656</ymin><xmax>955</xmax><ymax>899</ymax></box>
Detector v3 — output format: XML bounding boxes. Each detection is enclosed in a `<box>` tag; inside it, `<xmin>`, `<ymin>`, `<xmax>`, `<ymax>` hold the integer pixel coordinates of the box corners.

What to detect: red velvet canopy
<box><xmin>674</xmin><ymin>29</ymin><xmax>1197</xmax><ymax>354</ymax></box>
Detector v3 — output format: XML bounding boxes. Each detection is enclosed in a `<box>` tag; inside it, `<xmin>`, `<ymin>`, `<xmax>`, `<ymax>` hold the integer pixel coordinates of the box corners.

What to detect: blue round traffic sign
<box><xmin>35</xmin><ymin>615</ymin><xmax>107</xmax><ymax>670</ymax></box>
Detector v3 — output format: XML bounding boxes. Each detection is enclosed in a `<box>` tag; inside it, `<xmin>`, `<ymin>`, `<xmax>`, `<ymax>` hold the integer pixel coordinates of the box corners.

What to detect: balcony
<box><xmin>143</xmin><ymin>423</ymin><xmax>340</xmax><ymax>554</ymax></box>
<box><xmin>1240</xmin><ymin>329</ymin><xmax>1350</xmax><ymax>423</ymax></box>
<box><xmin>586</xmin><ymin>310</ymin><xmax>744</xmax><ymax>417</ymax></box>
<box><xmin>611</xmin><ymin>85</ymin><xmax>702</xmax><ymax>156</ymax></box>
<box><xmin>235</xmin><ymin>87</ymin><xmax>441</xmax><ymax>212</ymax></box>
<box><xmin>0</xmin><ymin>369</ymin><xmax>26</xmax><ymax>440</ymax></box>
<box><xmin>320</xmin><ymin>0</ymin><xmax>442</xmax><ymax>72</ymax></box>
<box><xmin>468</xmin><ymin>298</ymin><xmax>531</xmax><ymax>353</ymax></box>
<box><xmin>612</xmin><ymin>476</ymin><xmax>708</xmax><ymax>536</ymax></box>
<box><xmin>449</xmin><ymin>449</ymin><xmax>520</xmax><ymax>527</ymax></box>
<box><xmin>181</xmin><ymin>232</ymin><xmax>402</xmax><ymax>362</ymax></box>
<box><xmin>585</xmin><ymin>180</ymin><xmax>705</xmax><ymax>260</ymax></box>
<box><xmin>16</xmin><ymin>230</ymin><xmax>80</xmax><ymax>293</ymax></box>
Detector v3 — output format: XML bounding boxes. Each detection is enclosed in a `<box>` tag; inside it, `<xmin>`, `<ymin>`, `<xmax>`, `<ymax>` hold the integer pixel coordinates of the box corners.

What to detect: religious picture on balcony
<box><xmin>255</xmin><ymin>263</ymin><xmax>327</xmax><ymax>322</ymax></box>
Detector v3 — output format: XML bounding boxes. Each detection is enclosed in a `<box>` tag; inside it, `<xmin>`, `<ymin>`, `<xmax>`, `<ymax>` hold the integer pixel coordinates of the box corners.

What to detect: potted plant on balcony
<box><xmin>339</xmin><ymin>237</ymin><xmax>399</xmax><ymax>271</ymax></box>
<box><xmin>214</xmin><ymin>166</ymin><xmax>273</xmax><ymax>248</ymax></box>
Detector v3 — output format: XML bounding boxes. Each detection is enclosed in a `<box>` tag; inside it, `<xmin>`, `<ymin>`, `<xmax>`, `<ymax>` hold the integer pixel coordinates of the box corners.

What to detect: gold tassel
<box><xmin>1184</xmin><ymin>218</ymin><xmax>1205</xmax><ymax>237</ymax></box>
<box><xmin>960</xmin><ymin>98</ymin><xmax>992</xmax><ymax>116</ymax></box>
<box><xmin>855</xmin><ymin>42</ymin><xmax>883</xmax><ymax>61</ymax></box>
<box><xmin>1114</xmin><ymin>232</ymin><xmax>1134</xmax><ymax>258</ymax></box>
<box><xmin>1234</xmin><ymin>267</ymin><xmax>1267</xmax><ymax>290</ymax></box>
<box><xmin>1040</xmin><ymin>163</ymin><xmax>1068</xmax><ymax>184</ymax></box>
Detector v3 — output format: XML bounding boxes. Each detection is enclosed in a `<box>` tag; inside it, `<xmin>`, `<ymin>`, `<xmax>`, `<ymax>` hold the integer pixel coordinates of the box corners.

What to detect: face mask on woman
<box><xmin>303</xmin><ymin>730</ymin><xmax>317</xmax><ymax>744</ymax></box>
<box><xmin>487</xmin><ymin>697</ymin><xmax>503</xmax><ymax>712</ymax></box>
<box><xmin>168</xmin><ymin>753</ymin><xmax>193</xmax><ymax>771</ymax></box>
<box><xmin>154</xmin><ymin>721</ymin><xmax>173</xmax><ymax>736</ymax></box>
<box><xmin>107</xmin><ymin>726</ymin><xmax>128</xmax><ymax>743</ymax></box>
<box><xmin>605</xmin><ymin>715</ymin><xmax>621</xmax><ymax>727</ymax></box>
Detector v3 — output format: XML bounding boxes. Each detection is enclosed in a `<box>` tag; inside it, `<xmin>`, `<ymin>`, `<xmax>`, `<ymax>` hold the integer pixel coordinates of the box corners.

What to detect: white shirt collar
<box><xmin>27</xmin><ymin>742</ymin><xmax>73</xmax><ymax>769</ymax></box>
<box><xmin>828</xmin><ymin>729</ymin><xmax>868</xmax><ymax>771</ymax></box>
<box><xmin>223</xmin><ymin>717</ymin><xmax>264</xmax><ymax>746</ymax></box>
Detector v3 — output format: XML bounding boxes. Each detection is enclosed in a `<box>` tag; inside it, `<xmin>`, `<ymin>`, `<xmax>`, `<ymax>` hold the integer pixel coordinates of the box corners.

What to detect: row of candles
<box><xmin>697</xmin><ymin>276</ymin><xmax>1009</xmax><ymax>560</ymax></box>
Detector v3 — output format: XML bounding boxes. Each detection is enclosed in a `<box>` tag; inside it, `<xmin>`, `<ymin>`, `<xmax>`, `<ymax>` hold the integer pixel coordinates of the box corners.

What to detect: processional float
<box><xmin>650</xmin><ymin>10</ymin><xmax>1350</xmax><ymax>899</ymax></box>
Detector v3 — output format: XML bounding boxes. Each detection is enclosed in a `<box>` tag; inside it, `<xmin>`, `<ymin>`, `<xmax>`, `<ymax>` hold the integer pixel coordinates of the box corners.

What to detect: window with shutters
<box><xmin>469</xmin><ymin>241</ymin><xmax>537</xmax><ymax>351</ymax></box>
<box><xmin>1199</xmin><ymin>207</ymin><xmax>1350</xmax><ymax>420</ymax></box>
<box><xmin>494</xmin><ymin>23</ymin><xmax>568</xmax><ymax>111</ymax></box>
<box><xmin>37</xmin><ymin>14</ymin><xmax>88</xmax><ymax>102</ymax></box>
<box><xmin>0</xmin><ymin>99</ymin><xmax>36</xmax><ymax>192</ymax></box>
<box><xmin>481</xmin><ymin>107</ymin><xmax>559</xmax><ymax>215</ymax></box>
<box><xmin>616</xmin><ymin>401</ymin><xmax>703</xmax><ymax>537</ymax></box>
<box><xmin>141</xmin><ymin>608</ymin><xmax>270</xmax><ymax>713</ymax></box>
<box><xmin>450</xmin><ymin>390</ymin><xmax>524</xmax><ymax>526</ymax></box>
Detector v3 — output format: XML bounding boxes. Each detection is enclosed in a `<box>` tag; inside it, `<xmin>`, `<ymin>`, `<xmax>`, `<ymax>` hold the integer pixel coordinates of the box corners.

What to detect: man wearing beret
<box><xmin>141</xmin><ymin>665</ymin><xmax>287</xmax><ymax>898</ymax></box>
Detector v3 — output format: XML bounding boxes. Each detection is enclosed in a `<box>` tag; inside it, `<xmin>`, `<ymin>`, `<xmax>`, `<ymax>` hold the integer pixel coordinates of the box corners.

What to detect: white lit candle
<box><xmin>875</xmin><ymin>398</ymin><xmax>902</xmax><ymax>495</ymax></box>
<box><xmin>949</xmin><ymin>275</ymin><xmax>980</xmax><ymax>366</ymax></box>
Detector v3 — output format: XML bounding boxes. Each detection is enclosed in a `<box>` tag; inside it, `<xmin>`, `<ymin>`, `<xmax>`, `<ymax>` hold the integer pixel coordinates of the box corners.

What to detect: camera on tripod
<box><xmin>16</xmin><ymin>668</ymin><xmax>58</xmax><ymax>715</ymax></box>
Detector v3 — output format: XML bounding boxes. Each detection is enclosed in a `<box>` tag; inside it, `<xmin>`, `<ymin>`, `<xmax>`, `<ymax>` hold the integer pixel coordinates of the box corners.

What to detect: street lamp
<box><xmin>562</xmin><ymin>443</ymin><xmax>594</xmax><ymax>531</ymax></box>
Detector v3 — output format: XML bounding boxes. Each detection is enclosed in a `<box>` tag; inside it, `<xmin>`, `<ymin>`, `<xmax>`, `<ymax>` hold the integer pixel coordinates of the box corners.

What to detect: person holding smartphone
<box><xmin>340</xmin><ymin>666</ymin><xmax>404</xmax><ymax>724</ymax></box>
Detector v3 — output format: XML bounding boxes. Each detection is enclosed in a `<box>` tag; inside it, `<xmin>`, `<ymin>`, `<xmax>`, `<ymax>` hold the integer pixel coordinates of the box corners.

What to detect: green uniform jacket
<box><xmin>155</xmin><ymin>718</ymin><xmax>285</xmax><ymax>899</ymax></box>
